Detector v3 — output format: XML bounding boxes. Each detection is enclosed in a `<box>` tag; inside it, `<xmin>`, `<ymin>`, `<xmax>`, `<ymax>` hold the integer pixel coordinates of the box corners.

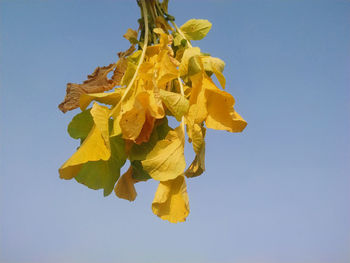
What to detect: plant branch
<box><xmin>110</xmin><ymin>0</ymin><xmax>149</xmax><ymax>118</ymax></box>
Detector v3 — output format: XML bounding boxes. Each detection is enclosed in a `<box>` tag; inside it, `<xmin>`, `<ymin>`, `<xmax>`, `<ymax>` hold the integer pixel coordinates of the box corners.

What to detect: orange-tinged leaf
<box><xmin>152</xmin><ymin>175</ymin><xmax>189</xmax><ymax>223</ymax></box>
<box><xmin>135</xmin><ymin>112</ymin><xmax>155</xmax><ymax>145</ymax></box>
<box><xmin>137</xmin><ymin>91</ymin><xmax>165</xmax><ymax>119</ymax></box>
<box><xmin>115</xmin><ymin>166</ymin><xmax>137</xmax><ymax>201</ymax></box>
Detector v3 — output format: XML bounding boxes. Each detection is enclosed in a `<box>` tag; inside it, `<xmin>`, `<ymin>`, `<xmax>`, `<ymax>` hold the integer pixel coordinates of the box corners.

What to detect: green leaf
<box><xmin>75</xmin><ymin>135</ymin><xmax>127</xmax><ymax>196</ymax></box>
<box><xmin>131</xmin><ymin>161</ymin><xmax>151</xmax><ymax>181</ymax></box>
<box><xmin>159</xmin><ymin>89</ymin><xmax>189</xmax><ymax>121</ymax></box>
<box><xmin>180</xmin><ymin>19</ymin><xmax>212</xmax><ymax>41</ymax></box>
<box><xmin>188</xmin><ymin>56</ymin><xmax>202</xmax><ymax>76</ymax></box>
<box><xmin>67</xmin><ymin>109</ymin><xmax>94</xmax><ymax>140</ymax></box>
<box><xmin>179</xmin><ymin>47</ymin><xmax>201</xmax><ymax>77</ymax></box>
<box><xmin>173</xmin><ymin>32</ymin><xmax>184</xmax><ymax>46</ymax></box>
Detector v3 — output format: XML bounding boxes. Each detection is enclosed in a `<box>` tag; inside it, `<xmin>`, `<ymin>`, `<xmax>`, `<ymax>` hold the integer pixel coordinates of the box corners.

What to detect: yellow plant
<box><xmin>58</xmin><ymin>0</ymin><xmax>247</xmax><ymax>223</ymax></box>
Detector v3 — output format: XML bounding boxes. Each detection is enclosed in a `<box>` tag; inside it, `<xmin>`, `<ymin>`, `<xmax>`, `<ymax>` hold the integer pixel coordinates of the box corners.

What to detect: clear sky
<box><xmin>1</xmin><ymin>0</ymin><xmax>349</xmax><ymax>262</ymax></box>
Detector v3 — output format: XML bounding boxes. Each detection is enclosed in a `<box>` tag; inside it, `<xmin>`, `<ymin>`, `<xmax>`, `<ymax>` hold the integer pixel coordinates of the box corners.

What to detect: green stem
<box><xmin>109</xmin><ymin>0</ymin><xmax>149</xmax><ymax>118</ymax></box>
<box><xmin>177</xmin><ymin>77</ymin><xmax>186</xmax><ymax>134</ymax></box>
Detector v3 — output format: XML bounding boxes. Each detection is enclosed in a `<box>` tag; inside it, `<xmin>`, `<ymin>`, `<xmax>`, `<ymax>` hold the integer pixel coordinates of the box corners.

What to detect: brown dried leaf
<box><xmin>59</xmin><ymin>45</ymin><xmax>136</xmax><ymax>113</ymax></box>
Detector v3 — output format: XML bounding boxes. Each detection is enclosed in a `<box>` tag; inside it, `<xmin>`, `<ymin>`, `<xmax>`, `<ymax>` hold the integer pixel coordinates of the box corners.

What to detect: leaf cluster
<box><xmin>58</xmin><ymin>0</ymin><xmax>247</xmax><ymax>223</ymax></box>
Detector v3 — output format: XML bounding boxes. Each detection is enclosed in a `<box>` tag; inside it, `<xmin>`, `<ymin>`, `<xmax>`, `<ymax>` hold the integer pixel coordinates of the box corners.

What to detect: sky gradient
<box><xmin>1</xmin><ymin>0</ymin><xmax>350</xmax><ymax>262</ymax></box>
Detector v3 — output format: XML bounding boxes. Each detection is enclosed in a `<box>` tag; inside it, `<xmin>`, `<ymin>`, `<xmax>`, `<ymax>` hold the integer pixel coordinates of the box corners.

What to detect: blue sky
<box><xmin>1</xmin><ymin>0</ymin><xmax>349</xmax><ymax>262</ymax></box>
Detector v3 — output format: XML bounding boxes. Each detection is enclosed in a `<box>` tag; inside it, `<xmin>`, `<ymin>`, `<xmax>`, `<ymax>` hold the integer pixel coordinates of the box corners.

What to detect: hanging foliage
<box><xmin>58</xmin><ymin>0</ymin><xmax>247</xmax><ymax>223</ymax></box>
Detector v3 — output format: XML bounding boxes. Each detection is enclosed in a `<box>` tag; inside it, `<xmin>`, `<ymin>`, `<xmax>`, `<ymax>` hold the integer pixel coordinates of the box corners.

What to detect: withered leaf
<box><xmin>59</xmin><ymin>46</ymin><xmax>135</xmax><ymax>113</ymax></box>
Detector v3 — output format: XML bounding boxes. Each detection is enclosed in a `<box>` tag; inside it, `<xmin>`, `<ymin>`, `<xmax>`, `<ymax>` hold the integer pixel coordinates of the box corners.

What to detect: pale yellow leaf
<box><xmin>159</xmin><ymin>89</ymin><xmax>189</xmax><ymax>121</ymax></box>
<box><xmin>180</xmin><ymin>19</ymin><xmax>212</xmax><ymax>41</ymax></box>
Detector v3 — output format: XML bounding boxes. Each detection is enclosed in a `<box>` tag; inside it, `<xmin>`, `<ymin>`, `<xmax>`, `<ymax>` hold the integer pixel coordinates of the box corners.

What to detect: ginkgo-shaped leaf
<box><xmin>142</xmin><ymin>126</ymin><xmax>186</xmax><ymax>181</ymax></box>
<box><xmin>159</xmin><ymin>89</ymin><xmax>189</xmax><ymax>121</ymax></box>
<box><xmin>75</xmin><ymin>135</ymin><xmax>126</xmax><ymax>196</ymax></box>
<box><xmin>67</xmin><ymin>109</ymin><xmax>94</xmax><ymax>141</ymax></box>
<box><xmin>180</xmin><ymin>19</ymin><xmax>212</xmax><ymax>41</ymax></box>
<box><xmin>59</xmin><ymin>103</ymin><xmax>111</xmax><ymax>180</ymax></box>
<box><xmin>203</xmin><ymin>77</ymin><xmax>247</xmax><ymax>132</ymax></box>
<box><xmin>114</xmin><ymin>165</ymin><xmax>137</xmax><ymax>201</ymax></box>
<box><xmin>152</xmin><ymin>175</ymin><xmax>189</xmax><ymax>223</ymax></box>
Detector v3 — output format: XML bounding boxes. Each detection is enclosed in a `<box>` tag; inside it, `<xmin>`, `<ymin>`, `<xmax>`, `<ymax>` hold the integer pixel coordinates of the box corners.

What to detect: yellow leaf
<box><xmin>185</xmin><ymin>145</ymin><xmax>205</xmax><ymax>178</ymax></box>
<box><xmin>152</xmin><ymin>175</ymin><xmax>189</xmax><ymax>223</ymax></box>
<box><xmin>157</xmin><ymin>50</ymin><xmax>179</xmax><ymax>86</ymax></box>
<box><xmin>91</xmin><ymin>103</ymin><xmax>110</xmax><ymax>146</ymax></box>
<box><xmin>120</xmin><ymin>90</ymin><xmax>164</xmax><ymax>142</ymax></box>
<box><xmin>135</xmin><ymin>112</ymin><xmax>155</xmax><ymax>145</ymax></box>
<box><xmin>120</xmin><ymin>102</ymin><xmax>146</xmax><ymax>141</ymax></box>
<box><xmin>142</xmin><ymin>127</ymin><xmax>186</xmax><ymax>181</ymax></box>
<box><xmin>79</xmin><ymin>88</ymin><xmax>124</xmax><ymax>110</ymax></box>
<box><xmin>137</xmin><ymin>91</ymin><xmax>165</xmax><ymax>119</ymax></box>
<box><xmin>114</xmin><ymin>166</ymin><xmax>137</xmax><ymax>201</ymax></box>
<box><xmin>204</xmin><ymin>77</ymin><xmax>247</xmax><ymax>132</ymax></box>
<box><xmin>59</xmin><ymin>103</ymin><xmax>111</xmax><ymax>179</ymax></box>
<box><xmin>153</xmin><ymin>27</ymin><xmax>165</xmax><ymax>35</ymax></box>
<box><xmin>185</xmin><ymin>124</ymin><xmax>206</xmax><ymax>178</ymax></box>
<box><xmin>191</xmin><ymin>123</ymin><xmax>205</xmax><ymax>155</ymax></box>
